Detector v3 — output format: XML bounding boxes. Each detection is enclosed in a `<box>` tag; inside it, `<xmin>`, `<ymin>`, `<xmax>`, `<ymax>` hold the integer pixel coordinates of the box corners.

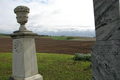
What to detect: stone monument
<box><xmin>92</xmin><ymin>0</ymin><xmax>120</xmax><ymax>80</ymax></box>
<box><xmin>9</xmin><ymin>5</ymin><xmax>43</xmax><ymax>80</ymax></box>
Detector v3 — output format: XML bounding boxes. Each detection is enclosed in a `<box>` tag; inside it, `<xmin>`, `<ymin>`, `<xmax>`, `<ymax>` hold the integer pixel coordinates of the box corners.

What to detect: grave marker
<box><xmin>92</xmin><ymin>0</ymin><xmax>120</xmax><ymax>80</ymax></box>
<box><xmin>9</xmin><ymin>5</ymin><xmax>43</xmax><ymax>80</ymax></box>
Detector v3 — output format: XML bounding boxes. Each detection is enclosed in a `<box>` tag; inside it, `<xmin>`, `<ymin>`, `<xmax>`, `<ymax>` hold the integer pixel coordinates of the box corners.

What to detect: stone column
<box><xmin>92</xmin><ymin>0</ymin><xmax>120</xmax><ymax>80</ymax></box>
<box><xmin>9</xmin><ymin>6</ymin><xmax>43</xmax><ymax>80</ymax></box>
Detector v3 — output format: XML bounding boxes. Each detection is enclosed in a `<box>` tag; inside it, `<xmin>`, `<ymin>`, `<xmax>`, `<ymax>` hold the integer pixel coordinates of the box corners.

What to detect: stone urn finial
<box><xmin>14</xmin><ymin>5</ymin><xmax>30</xmax><ymax>32</ymax></box>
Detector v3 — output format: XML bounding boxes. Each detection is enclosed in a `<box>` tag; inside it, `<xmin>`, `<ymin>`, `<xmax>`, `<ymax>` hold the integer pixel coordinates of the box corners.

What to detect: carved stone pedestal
<box><xmin>10</xmin><ymin>32</ymin><xmax>43</xmax><ymax>80</ymax></box>
<box><xmin>9</xmin><ymin>5</ymin><xmax>43</xmax><ymax>80</ymax></box>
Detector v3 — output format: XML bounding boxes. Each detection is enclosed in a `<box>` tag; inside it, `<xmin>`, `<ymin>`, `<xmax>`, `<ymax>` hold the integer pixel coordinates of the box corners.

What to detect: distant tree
<box><xmin>61</xmin><ymin>35</ymin><xmax>65</xmax><ymax>37</ymax></box>
<box><xmin>67</xmin><ymin>36</ymin><xmax>75</xmax><ymax>40</ymax></box>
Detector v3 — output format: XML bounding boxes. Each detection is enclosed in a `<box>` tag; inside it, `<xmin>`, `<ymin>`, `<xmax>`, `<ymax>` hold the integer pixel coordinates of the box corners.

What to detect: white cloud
<box><xmin>0</xmin><ymin>0</ymin><xmax>95</xmax><ymax>37</ymax></box>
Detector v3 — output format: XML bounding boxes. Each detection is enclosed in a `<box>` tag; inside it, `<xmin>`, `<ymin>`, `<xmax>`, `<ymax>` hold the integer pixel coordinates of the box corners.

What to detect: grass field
<box><xmin>0</xmin><ymin>36</ymin><xmax>10</xmax><ymax>38</ymax></box>
<box><xmin>48</xmin><ymin>36</ymin><xmax>67</xmax><ymax>40</ymax></box>
<box><xmin>47</xmin><ymin>36</ymin><xmax>96</xmax><ymax>41</ymax></box>
<box><xmin>0</xmin><ymin>53</ymin><xmax>92</xmax><ymax>80</ymax></box>
<box><xmin>0</xmin><ymin>35</ymin><xmax>96</xmax><ymax>41</ymax></box>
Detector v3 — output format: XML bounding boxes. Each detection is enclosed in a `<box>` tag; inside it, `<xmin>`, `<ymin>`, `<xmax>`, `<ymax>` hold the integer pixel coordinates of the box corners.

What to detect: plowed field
<box><xmin>0</xmin><ymin>37</ymin><xmax>95</xmax><ymax>55</ymax></box>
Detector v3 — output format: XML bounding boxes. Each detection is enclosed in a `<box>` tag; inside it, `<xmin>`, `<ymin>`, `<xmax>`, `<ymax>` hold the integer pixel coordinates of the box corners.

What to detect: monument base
<box><xmin>9</xmin><ymin>74</ymin><xmax>43</xmax><ymax>80</ymax></box>
<box><xmin>91</xmin><ymin>40</ymin><xmax>120</xmax><ymax>80</ymax></box>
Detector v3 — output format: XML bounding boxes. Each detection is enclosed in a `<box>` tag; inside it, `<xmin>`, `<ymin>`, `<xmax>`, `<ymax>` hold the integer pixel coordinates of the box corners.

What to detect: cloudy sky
<box><xmin>0</xmin><ymin>0</ymin><xmax>95</xmax><ymax>37</ymax></box>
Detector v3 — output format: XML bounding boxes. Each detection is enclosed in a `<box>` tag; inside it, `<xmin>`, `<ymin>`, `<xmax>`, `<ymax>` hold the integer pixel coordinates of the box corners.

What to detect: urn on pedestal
<box><xmin>9</xmin><ymin>5</ymin><xmax>43</xmax><ymax>80</ymax></box>
<box><xmin>14</xmin><ymin>6</ymin><xmax>30</xmax><ymax>32</ymax></box>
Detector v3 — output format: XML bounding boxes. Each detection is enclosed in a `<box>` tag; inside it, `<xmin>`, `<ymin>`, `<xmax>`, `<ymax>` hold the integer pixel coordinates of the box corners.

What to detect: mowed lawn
<box><xmin>0</xmin><ymin>53</ymin><xmax>92</xmax><ymax>80</ymax></box>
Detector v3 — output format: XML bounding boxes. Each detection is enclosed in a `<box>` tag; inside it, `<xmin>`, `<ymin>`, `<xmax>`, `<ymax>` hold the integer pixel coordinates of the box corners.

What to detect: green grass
<box><xmin>0</xmin><ymin>53</ymin><xmax>92</xmax><ymax>80</ymax></box>
<box><xmin>0</xmin><ymin>36</ymin><xmax>10</xmax><ymax>38</ymax></box>
<box><xmin>0</xmin><ymin>33</ymin><xmax>10</xmax><ymax>38</ymax></box>
<box><xmin>48</xmin><ymin>36</ymin><xmax>67</xmax><ymax>40</ymax></box>
<box><xmin>47</xmin><ymin>36</ymin><xmax>95</xmax><ymax>41</ymax></box>
<box><xmin>74</xmin><ymin>37</ymin><xmax>96</xmax><ymax>41</ymax></box>
<box><xmin>0</xmin><ymin>53</ymin><xmax>12</xmax><ymax>79</ymax></box>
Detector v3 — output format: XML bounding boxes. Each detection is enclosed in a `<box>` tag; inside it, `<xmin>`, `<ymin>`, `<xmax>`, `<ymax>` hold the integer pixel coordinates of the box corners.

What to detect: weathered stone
<box><xmin>93</xmin><ymin>0</ymin><xmax>119</xmax><ymax>41</ymax></box>
<box><xmin>10</xmin><ymin>5</ymin><xmax>43</xmax><ymax>80</ymax></box>
<box><xmin>8</xmin><ymin>77</ymin><xmax>16</xmax><ymax>80</ymax></box>
<box><xmin>14</xmin><ymin>6</ymin><xmax>31</xmax><ymax>32</ymax></box>
<box><xmin>92</xmin><ymin>0</ymin><xmax>120</xmax><ymax>80</ymax></box>
<box><xmin>91</xmin><ymin>40</ymin><xmax>120</xmax><ymax>80</ymax></box>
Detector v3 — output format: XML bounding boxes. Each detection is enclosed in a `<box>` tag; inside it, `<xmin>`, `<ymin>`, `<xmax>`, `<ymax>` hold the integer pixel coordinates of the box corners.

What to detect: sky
<box><xmin>0</xmin><ymin>0</ymin><xmax>95</xmax><ymax>37</ymax></box>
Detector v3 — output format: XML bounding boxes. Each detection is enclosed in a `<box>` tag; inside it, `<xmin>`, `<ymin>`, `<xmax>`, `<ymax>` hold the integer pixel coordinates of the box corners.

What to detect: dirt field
<box><xmin>0</xmin><ymin>37</ymin><xmax>95</xmax><ymax>55</ymax></box>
